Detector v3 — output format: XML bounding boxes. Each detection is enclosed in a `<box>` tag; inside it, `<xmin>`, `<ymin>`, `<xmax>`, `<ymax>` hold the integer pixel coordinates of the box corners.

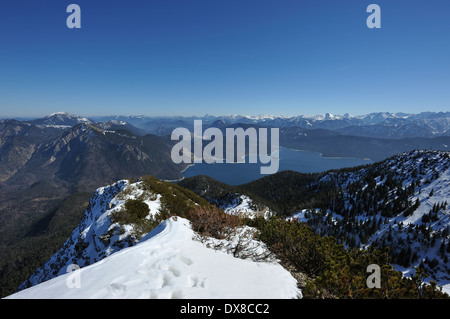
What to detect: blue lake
<box><xmin>182</xmin><ymin>147</ymin><xmax>373</xmax><ymax>185</ymax></box>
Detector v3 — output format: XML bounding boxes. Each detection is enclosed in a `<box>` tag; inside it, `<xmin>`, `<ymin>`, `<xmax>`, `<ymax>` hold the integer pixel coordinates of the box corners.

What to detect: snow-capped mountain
<box><xmin>10</xmin><ymin>178</ymin><xmax>300</xmax><ymax>299</ymax></box>
<box><xmin>29</xmin><ymin>112</ymin><xmax>92</xmax><ymax>129</ymax></box>
<box><xmin>248</xmin><ymin>112</ymin><xmax>450</xmax><ymax>138</ymax></box>
<box><xmin>21</xmin><ymin>111</ymin><xmax>450</xmax><ymax>138</ymax></box>
<box><xmin>105</xmin><ymin>111</ymin><xmax>450</xmax><ymax>139</ymax></box>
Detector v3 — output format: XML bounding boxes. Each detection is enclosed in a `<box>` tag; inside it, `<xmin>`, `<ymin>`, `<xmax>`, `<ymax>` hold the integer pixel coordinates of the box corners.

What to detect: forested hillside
<box><xmin>180</xmin><ymin>150</ymin><xmax>450</xmax><ymax>294</ymax></box>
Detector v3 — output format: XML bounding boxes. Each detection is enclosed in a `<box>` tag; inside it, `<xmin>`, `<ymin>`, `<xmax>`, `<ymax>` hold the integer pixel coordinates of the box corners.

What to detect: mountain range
<box><xmin>90</xmin><ymin>111</ymin><xmax>450</xmax><ymax>139</ymax></box>
<box><xmin>3</xmin><ymin>110</ymin><xmax>449</xmax><ymax>190</ymax></box>
<box><xmin>6</xmin><ymin>111</ymin><xmax>450</xmax><ymax>139</ymax></box>
<box><xmin>1</xmin><ymin>111</ymin><xmax>450</xmax><ymax>298</ymax></box>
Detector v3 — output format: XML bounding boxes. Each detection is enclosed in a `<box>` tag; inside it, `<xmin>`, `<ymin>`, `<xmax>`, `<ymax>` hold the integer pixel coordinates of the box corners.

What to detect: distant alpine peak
<box><xmin>45</xmin><ymin>112</ymin><xmax>91</xmax><ymax>122</ymax></box>
<box><xmin>47</xmin><ymin>111</ymin><xmax>73</xmax><ymax>117</ymax></box>
<box><xmin>22</xmin><ymin>111</ymin><xmax>450</xmax><ymax>139</ymax></box>
<box><xmin>31</xmin><ymin>112</ymin><xmax>92</xmax><ymax>128</ymax></box>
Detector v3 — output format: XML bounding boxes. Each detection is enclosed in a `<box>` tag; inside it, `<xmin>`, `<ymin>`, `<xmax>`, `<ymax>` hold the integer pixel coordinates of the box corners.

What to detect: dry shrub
<box><xmin>188</xmin><ymin>205</ymin><xmax>276</xmax><ymax>262</ymax></box>
<box><xmin>188</xmin><ymin>205</ymin><xmax>242</xmax><ymax>239</ymax></box>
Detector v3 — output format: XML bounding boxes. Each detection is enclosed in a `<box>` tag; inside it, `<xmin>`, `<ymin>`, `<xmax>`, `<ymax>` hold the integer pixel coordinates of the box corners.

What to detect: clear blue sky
<box><xmin>0</xmin><ymin>0</ymin><xmax>449</xmax><ymax>118</ymax></box>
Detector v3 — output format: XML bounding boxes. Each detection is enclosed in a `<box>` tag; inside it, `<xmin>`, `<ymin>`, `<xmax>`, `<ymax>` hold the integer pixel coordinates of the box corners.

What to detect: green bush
<box><xmin>124</xmin><ymin>199</ymin><xmax>149</xmax><ymax>220</ymax></box>
<box><xmin>110</xmin><ymin>199</ymin><xmax>149</xmax><ymax>226</ymax></box>
<box><xmin>140</xmin><ymin>175</ymin><xmax>210</xmax><ymax>218</ymax></box>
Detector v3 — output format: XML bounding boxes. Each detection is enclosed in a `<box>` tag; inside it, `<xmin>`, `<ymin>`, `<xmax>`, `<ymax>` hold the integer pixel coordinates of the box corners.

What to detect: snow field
<box><xmin>7</xmin><ymin>217</ymin><xmax>301</xmax><ymax>299</ymax></box>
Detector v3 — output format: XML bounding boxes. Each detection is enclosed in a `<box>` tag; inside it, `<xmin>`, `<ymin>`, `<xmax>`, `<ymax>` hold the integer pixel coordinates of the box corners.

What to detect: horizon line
<box><xmin>2</xmin><ymin>110</ymin><xmax>450</xmax><ymax>121</ymax></box>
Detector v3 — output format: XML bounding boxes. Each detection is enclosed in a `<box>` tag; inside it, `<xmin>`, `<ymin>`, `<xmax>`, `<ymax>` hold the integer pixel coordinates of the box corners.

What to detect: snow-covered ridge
<box><xmin>18</xmin><ymin>180</ymin><xmax>131</xmax><ymax>289</ymax></box>
<box><xmin>7</xmin><ymin>217</ymin><xmax>300</xmax><ymax>299</ymax></box>
<box><xmin>18</xmin><ymin>179</ymin><xmax>171</xmax><ymax>290</ymax></box>
<box><xmin>12</xmin><ymin>179</ymin><xmax>300</xmax><ymax>299</ymax></box>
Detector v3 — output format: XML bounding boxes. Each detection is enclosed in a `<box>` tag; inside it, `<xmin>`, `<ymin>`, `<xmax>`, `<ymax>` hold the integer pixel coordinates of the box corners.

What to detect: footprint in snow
<box><xmin>107</xmin><ymin>282</ymin><xmax>127</xmax><ymax>297</ymax></box>
<box><xmin>179</xmin><ymin>256</ymin><xmax>193</xmax><ymax>266</ymax></box>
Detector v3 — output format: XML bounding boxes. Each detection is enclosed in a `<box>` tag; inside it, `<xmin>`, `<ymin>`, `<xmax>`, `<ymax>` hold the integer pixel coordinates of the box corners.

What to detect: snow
<box><xmin>9</xmin><ymin>149</ymin><xmax>449</xmax><ymax>299</ymax></box>
<box><xmin>47</xmin><ymin>112</ymin><xmax>71</xmax><ymax>117</ymax></box>
<box><xmin>17</xmin><ymin>180</ymin><xmax>132</xmax><ymax>288</ymax></box>
<box><xmin>43</xmin><ymin>112</ymin><xmax>91</xmax><ymax>124</ymax></box>
<box><xmin>8</xmin><ymin>179</ymin><xmax>300</xmax><ymax>299</ymax></box>
<box><xmin>6</xmin><ymin>217</ymin><xmax>301</xmax><ymax>299</ymax></box>
<box><xmin>223</xmin><ymin>195</ymin><xmax>273</xmax><ymax>219</ymax></box>
<box><xmin>404</xmin><ymin>164</ymin><xmax>450</xmax><ymax>225</ymax></box>
<box><xmin>36</xmin><ymin>124</ymin><xmax>73</xmax><ymax>129</ymax></box>
<box><xmin>288</xmin><ymin>150</ymin><xmax>450</xmax><ymax>293</ymax></box>
<box><xmin>223</xmin><ymin>195</ymin><xmax>254</xmax><ymax>216</ymax></box>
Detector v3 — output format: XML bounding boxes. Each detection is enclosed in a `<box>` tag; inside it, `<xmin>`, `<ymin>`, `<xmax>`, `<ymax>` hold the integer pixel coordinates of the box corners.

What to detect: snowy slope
<box><xmin>288</xmin><ymin>150</ymin><xmax>450</xmax><ymax>293</ymax></box>
<box><xmin>7</xmin><ymin>217</ymin><xmax>301</xmax><ymax>299</ymax></box>
<box><xmin>11</xmin><ymin>178</ymin><xmax>301</xmax><ymax>299</ymax></box>
<box><xmin>18</xmin><ymin>179</ymin><xmax>132</xmax><ymax>289</ymax></box>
